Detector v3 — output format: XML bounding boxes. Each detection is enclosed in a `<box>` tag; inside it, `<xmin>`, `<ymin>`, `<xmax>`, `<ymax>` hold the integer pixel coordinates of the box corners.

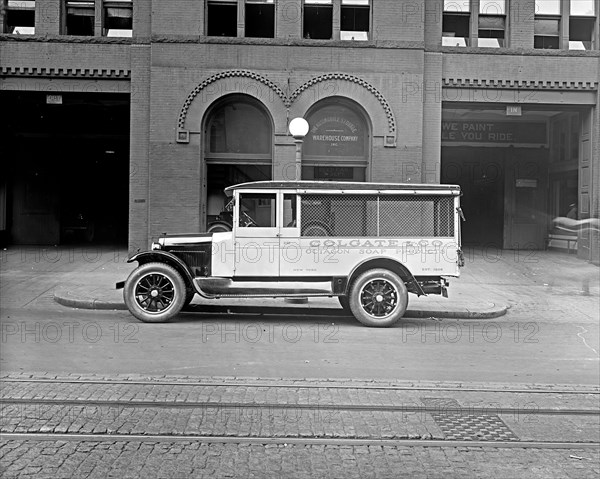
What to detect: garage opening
<box><xmin>0</xmin><ymin>91</ymin><xmax>130</xmax><ymax>246</ymax></box>
<box><xmin>441</xmin><ymin>104</ymin><xmax>590</xmax><ymax>254</ymax></box>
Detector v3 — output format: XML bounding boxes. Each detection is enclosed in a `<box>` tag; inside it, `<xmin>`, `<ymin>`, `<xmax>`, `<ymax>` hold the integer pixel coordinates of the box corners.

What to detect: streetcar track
<box><xmin>2</xmin><ymin>378</ymin><xmax>598</xmax><ymax>395</ymax></box>
<box><xmin>1</xmin><ymin>432</ymin><xmax>599</xmax><ymax>449</ymax></box>
<box><xmin>1</xmin><ymin>398</ymin><xmax>598</xmax><ymax>416</ymax></box>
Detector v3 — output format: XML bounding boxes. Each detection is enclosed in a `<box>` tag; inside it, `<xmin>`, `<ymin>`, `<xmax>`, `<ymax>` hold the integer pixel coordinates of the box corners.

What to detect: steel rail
<box><xmin>1</xmin><ymin>398</ymin><xmax>598</xmax><ymax>416</ymax></box>
<box><xmin>1</xmin><ymin>378</ymin><xmax>597</xmax><ymax>395</ymax></box>
<box><xmin>1</xmin><ymin>432</ymin><xmax>599</xmax><ymax>449</ymax></box>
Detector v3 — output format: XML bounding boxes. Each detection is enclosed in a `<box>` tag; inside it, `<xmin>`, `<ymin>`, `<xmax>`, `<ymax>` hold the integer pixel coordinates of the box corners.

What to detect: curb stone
<box><xmin>53</xmin><ymin>288</ymin><xmax>508</xmax><ymax>320</ymax></box>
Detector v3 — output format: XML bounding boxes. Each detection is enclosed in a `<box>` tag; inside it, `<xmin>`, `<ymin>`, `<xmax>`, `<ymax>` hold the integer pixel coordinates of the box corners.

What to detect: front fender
<box><xmin>117</xmin><ymin>251</ymin><xmax>196</xmax><ymax>290</ymax></box>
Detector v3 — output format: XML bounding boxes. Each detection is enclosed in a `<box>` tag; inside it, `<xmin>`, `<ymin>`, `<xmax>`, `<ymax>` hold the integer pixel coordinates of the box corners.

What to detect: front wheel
<box><xmin>349</xmin><ymin>269</ymin><xmax>408</xmax><ymax>327</ymax></box>
<box><xmin>123</xmin><ymin>262</ymin><xmax>186</xmax><ymax>323</ymax></box>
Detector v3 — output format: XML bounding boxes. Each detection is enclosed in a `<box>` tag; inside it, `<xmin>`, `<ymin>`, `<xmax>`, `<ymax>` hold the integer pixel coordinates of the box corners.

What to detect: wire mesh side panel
<box><xmin>379</xmin><ymin>195</ymin><xmax>454</xmax><ymax>237</ymax></box>
<box><xmin>300</xmin><ymin>195</ymin><xmax>377</xmax><ymax>237</ymax></box>
<box><xmin>300</xmin><ymin>194</ymin><xmax>454</xmax><ymax>237</ymax></box>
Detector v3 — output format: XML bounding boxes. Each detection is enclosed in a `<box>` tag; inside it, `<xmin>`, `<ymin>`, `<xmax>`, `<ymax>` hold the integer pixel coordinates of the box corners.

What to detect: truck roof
<box><xmin>224</xmin><ymin>180</ymin><xmax>461</xmax><ymax>194</ymax></box>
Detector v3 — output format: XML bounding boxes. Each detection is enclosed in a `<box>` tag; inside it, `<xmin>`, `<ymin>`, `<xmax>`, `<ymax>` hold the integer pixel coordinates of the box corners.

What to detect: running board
<box><xmin>194</xmin><ymin>277</ymin><xmax>334</xmax><ymax>298</ymax></box>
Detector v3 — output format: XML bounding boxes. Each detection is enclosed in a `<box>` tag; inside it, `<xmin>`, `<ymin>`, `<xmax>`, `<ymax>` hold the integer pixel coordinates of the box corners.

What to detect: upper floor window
<box><xmin>341</xmin><ymin>0</ymin><xmax>369</xmax><ymax>41</ymax></box>
<box><xmin>104</xmin><ymin>0</ymin><xmax>132</xmax><ymax>37</ymax></box>
<box><xmin>207</xmin><ymin>0</ymin><xmax>237</xmax><ymax>37</ymax></box>
<box><xmin>5</xmin><ymin>0</ymin><xmax>35</xmax><ymax>34</ymax></box>
<box><xmin>65</xmin><ymin>0</ymin><xmax>94</xmax><ymax>36</ymax></box>
<box><xmin>534</xmin><ymin>0</ymin><xmax>560</xmax><ymax>49</ymax></box>
<box><xmin>442</xmin><ymin>0</ymin><xmax>470</xmax><ymax>46</ymax></box>
<box><xmin>478</xmin><ymin>0</ymin><xmax>505</xmax><ymax>47</ymax></box>
<box><xmin>535</xmin><ymin>0</ymin><xmax>560</xmax><ymax>15</ymax></box>
<box><xmin>569</xmin><ymin>0</ymin><xmax>596</xmax><ymax>50</ymax></box>
<box><xmin>303</xmin><ymin>0</ymin><xmax>333</xmax><ymax>39</ymax></box>
<box><xmin>245</xmin><ymin>0</ymin><xmax>274</xmax><ymax>38</ymax></box>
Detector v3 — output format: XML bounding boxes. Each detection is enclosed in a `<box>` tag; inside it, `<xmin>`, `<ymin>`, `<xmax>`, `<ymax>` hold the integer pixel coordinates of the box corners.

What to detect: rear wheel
<box><xmin>123</xmin><ymin>262</ymin><xmax>186</xmax><ymax>323</ymax></box>
<box><xmin>349</xmin><ymin>269</ymin><xmax>408</xmax><ymax>327</ymax></box>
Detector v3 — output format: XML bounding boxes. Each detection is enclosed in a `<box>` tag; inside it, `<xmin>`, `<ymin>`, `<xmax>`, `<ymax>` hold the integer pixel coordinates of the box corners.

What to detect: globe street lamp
<box><xmin>286</xmin><ymin>118</ymin><xmax>310</xmax><ymax>304</ymax></box>
<box><xmin>288</xmin><ymin>117</ymin><xmax>309</xmax><ymax>181</ymax></box>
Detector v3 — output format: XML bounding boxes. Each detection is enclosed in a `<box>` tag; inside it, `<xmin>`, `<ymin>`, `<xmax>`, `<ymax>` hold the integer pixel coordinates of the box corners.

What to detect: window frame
<box><xmin>103</xmin><ymin>0</ymin><xmax>133</xmax><ymax>38</ymax></box>
<box><xmin>206</xmin><ymin>0</ymin><xmax>238</xmax><ymax>37</ymax></box>
<box><xmin>64</xmin><ymin>0</ymin><xmax>95</xmax><ymax>36</ymax></box>
<box><xmin>4</xmin><ymin>0</ymin><xmax>36</xmax><ymax>35</ymax></box>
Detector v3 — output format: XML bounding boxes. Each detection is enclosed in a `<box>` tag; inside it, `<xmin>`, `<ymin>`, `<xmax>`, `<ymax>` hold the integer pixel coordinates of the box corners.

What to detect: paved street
<box><xmin>1</xmin><ymin>245</ymin><xmax>599</xmax><ymax>477</ymax></box>
<box><xmin>1</xmin><ymin>374</ymin><xmax>599</xmax><ymax>478</ymax></box>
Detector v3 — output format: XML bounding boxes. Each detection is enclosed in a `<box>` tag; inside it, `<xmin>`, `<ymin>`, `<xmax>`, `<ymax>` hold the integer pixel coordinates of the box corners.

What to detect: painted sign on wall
<box><xmin>305</xmin><ymin>105</ymin><xmax>366</xmax><ymax>157</ymax></box>
<box><xmin>441</xmin><ymin>121</ymin><xmax>547</xmax><ymax>145</ymax></box>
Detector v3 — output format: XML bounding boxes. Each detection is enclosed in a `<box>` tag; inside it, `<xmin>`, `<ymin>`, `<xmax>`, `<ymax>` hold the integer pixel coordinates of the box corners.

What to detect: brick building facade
<box><xmin>1</xmin><ymin>0</ymin><xmax>599</xmax><ymax>263</ymax></box>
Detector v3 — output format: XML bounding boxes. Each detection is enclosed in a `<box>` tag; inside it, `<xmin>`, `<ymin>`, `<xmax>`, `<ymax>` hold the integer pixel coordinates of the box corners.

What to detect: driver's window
<box><xmin>283</xmin><ymin>194</ymin><xmax>297</xmax><ymax>228</ymax></box>
<box><xmin>238</xmin><ymin>193</ymin><xmax>276</xmax><ymax>227</ymax></box>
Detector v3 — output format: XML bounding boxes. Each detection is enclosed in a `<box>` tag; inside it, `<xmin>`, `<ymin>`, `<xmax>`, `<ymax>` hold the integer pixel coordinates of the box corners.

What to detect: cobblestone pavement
<box><xmin>1</xmin><ymin>373</ymin><xmax>599</xmax><ymax>478</ymax></box>
<box><xmin>1</xmin><ymin>440</ymin><xmax>599</xmax><ymax>479</ymax></box>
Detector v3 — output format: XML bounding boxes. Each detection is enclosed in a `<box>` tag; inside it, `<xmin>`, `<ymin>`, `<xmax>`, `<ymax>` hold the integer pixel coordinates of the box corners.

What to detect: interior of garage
<box><xmin>0</xmin><ymin>91</ymin><xmax>130</xmax><ymax>246</ymax></box>
<box><xmin>441</xmin><ymin>104</ymin><xmax>589</xmax><ymax>252</ymax></box>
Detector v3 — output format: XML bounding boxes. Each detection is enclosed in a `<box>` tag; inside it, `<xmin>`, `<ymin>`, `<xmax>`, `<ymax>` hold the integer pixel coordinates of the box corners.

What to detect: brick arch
<box><xmin>289</xmin><ymin>73</ymin><xmax>396</xmax><ymax>141</ymax></box>
<box><xmin>177</xmin><ymin>70</ymin><xmax>287</xmax><ymax>131</ymax></box>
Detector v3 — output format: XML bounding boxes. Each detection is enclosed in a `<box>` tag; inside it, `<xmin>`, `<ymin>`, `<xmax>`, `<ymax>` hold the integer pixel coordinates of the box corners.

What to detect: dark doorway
<box><xmin>442</xmin><ymin>147</ymin><xmax>505</xmax><ymax>247</ymax></box>
<box><xmin>1</xmin><ymin>91</ymin><xmax>130</xmax><ymax>245</ymax></box>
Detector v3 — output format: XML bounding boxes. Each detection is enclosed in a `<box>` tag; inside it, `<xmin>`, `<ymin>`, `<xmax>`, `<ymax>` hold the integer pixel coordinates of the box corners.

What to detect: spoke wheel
<box><xmin>124</xmin><ymin>262</ymin><xmax>186</xmax><ymax>323</ymax></box>
<box><xmin>359</xmin><ymin>279</ymin><xmax>398</xmax><ymax>318</ymax></box>
<box><xmin>134</xmin><ymin>273</ymin><xmax>176</xmax><ymax>313</ymax></box>
<box><xmin>349</xmin><ymin>269</ymin><xmax>408</xmax><ymax>327</ymax></box>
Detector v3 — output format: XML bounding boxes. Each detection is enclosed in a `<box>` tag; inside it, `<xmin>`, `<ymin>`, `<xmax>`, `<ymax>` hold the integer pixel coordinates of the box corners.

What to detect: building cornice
<box><xmin>0</xmin><ymin>34</ymin><xmax>133</xmax><ymax>44</ymax></box>
<box><xmin>432</xmin><ymin>46</ymin><xmax>600</xmax><ymax>58</ymax></box>
<box><xmin>0</xmin><ymin>66</ymin><xmax>130</xmax><ymax>78</ymax></box>
<box><xmin>442</xmin><ymin>78</ymin><xmax>598</xmax><ymax>90</ymax></box>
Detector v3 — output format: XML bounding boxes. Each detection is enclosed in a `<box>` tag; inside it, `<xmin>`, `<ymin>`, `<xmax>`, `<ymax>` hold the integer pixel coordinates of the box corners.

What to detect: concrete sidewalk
<box><xmin>2</xmin><ymin>244</ymin><xmax>598</xmax><ymax>319</ymax></box>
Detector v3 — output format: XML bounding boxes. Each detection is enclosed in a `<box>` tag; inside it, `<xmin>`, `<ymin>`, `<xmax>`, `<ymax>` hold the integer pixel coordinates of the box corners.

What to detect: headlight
<box><xmin>151</xmin><ymin>242</ymin><xmax>161</xmax><ymax>250</ymax></box>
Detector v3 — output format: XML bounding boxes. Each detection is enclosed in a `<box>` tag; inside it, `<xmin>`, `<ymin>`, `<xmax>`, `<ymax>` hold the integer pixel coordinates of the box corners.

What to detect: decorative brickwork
<box><xmin>0</xmin><ymin>66</ymin><xmax>130</xmax><ymax>78</ymax></box>
<box><xmin>177</xmin><ymin>70</ymin><xmax>287</xmax><ymax>129</ymax></box>
<box><xmin>177</xmin><ymin>70</ymin><xmax>397</xmax><ymax>137</ymax></box>
<box><xmin>289</xmin><ymin>73</ymin><xmax>396</xmax><ymax>135</ymax></box>
<box><xmin>442</xmin><ymin>78</ymin><xmax>598</xmax><ymax>89</ymax></box>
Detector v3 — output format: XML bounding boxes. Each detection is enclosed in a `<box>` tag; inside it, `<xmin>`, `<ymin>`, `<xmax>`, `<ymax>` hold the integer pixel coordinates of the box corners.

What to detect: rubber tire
<box><xmin>207</xmin><ymin>222</ymin><xmax>231</xmax><ymax>233</ymax></box>
<box><xmin>348</xmin><ymin>269</ymin><xmax>408</xmax><ymax>327</ymax></box>
<box><xmin>123</xmin><ymin>262</ymin><xmax>186</xmax><ymax>323</ymax></box>
<box><xmin>338</xmin><ymin>295</ymin><xmax>351</xmax><ymax>313</ymax></box>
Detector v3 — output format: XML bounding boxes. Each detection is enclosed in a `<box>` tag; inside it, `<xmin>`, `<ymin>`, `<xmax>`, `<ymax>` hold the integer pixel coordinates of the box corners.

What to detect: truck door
<box><xmin>234</xmin><ymin>191</ymin><xmax>279</xmax><ymax>277</ymax></box>
<box><xmin>279</xmin><ymin>193</ymin><xmax>301</xmax><ymax>276</ymax></box>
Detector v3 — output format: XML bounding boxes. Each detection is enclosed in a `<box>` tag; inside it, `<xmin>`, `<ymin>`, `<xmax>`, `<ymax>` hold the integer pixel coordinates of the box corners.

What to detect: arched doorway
<box><xmin>302</xmin><ymin>97</ymin><xmax>371</xmax><ymax>181</ymax></box>
<box><xmin>202</xmin><ymin>95</ymin><xmax>273</xmax><ymax>231</ymax></box>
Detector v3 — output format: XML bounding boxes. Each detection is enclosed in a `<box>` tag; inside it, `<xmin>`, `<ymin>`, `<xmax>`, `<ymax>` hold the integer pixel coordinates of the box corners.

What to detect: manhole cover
<box><xmin>421</xmin><ymin>397</ymin><xmax>519</xmax><ymax>442</ymax></box>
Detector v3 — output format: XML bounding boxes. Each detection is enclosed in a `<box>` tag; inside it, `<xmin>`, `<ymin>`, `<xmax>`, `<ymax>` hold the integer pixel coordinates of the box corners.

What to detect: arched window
<box><xmin>203</xmin><ymin>95</ymin><xmax>273</xmax><ymax>229</ymax></box>
<box><xmin>205</xmin><ymin>96</ymin><xmax>272</xmax><ymax>161</ymax></box>
<box><xmin>302</xmin><ymin>98</ymin><xmax>370</xmax><ymax>181</ymax></box>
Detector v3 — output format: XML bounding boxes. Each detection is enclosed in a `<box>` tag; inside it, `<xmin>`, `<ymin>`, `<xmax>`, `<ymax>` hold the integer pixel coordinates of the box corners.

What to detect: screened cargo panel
<box><xmin>300</xmin><ymin>194</ymin><xmax>455</xmax><ymax>237</ymax></box>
